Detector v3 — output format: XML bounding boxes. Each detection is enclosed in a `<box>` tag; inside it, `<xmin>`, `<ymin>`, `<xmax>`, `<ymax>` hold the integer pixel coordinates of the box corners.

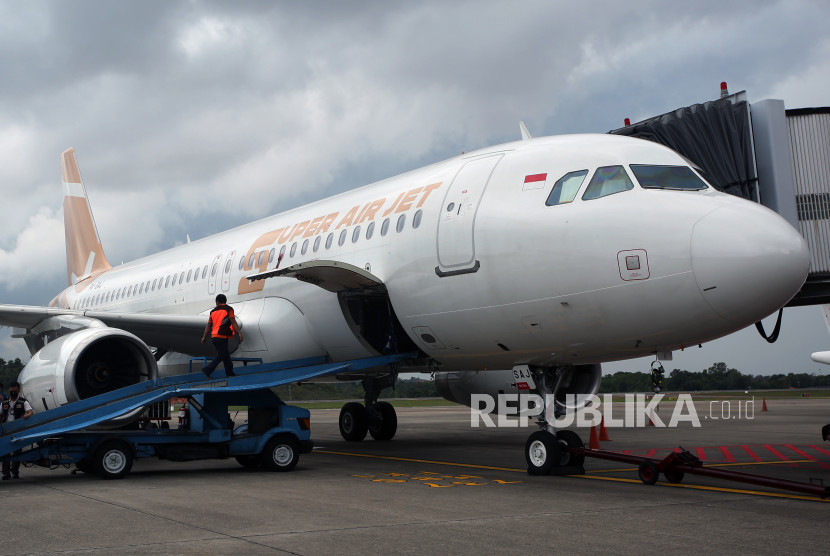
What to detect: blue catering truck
<box><xmin>0</xmin><ymin>354</ymin><xmax>412</xmax><ymax>479</ymax></box>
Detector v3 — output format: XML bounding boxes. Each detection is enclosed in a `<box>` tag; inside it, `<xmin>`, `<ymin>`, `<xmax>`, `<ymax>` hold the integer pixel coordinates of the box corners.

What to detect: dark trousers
<box><xmin>3</xmin><ymin>452</ymin><xmax>20</xmax><ymax>477</ymax></box>
<box><xmin>204</xmin><ymin>337</ymin><xmax>235</xmax><ymax>377</ymax></box>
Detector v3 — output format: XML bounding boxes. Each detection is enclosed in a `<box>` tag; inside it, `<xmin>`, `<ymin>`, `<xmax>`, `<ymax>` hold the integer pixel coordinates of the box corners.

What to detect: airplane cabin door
<box><xmin>436</xmin><ymin>154</ymin><xmax>503</xmax><ymax>276</ymax></box>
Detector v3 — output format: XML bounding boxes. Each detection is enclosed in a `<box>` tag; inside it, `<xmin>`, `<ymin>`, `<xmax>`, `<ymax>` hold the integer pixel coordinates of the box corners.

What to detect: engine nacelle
<box><xmin>435</xmin><ymin>364</ymin><xmax>602</xmax><ymax>415</ymax></box>
<box><xmin>18</xmin><ymin>326</ymin><xmax>158</xmax><ymax>425</ymax></box>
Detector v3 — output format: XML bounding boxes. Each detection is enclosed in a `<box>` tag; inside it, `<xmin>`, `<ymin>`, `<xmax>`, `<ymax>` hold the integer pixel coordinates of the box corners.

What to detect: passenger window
<box><xmin>279</xmin><ymin>245</ymin><xmax>286</xmax><ymax>258</ymax></box>
<box><xmin>247</xmin><ymin>253</ymin><xmax>255</xmax><ymax>269</ymax></box>
<box><xmin>381</xmin><ymin>218</ymin><xmax>390</xmax><ymax>236</ymax></box>
<box><xmin>211</xmin><ymin>264</ymin><xmax>218</xmax><ymax>277</ymax></box>
<box><xmin>582</xmin><ymin>166</ymin><xmax>634</xmax><ymax>201</ymax></box>
<box><xmin>268</xmin><ymin>248</ymin><xmax>275</xmax><ymax>263</ymax></box>
<box><xmin>301</xmin><ymin>239</ymin><xmax>309</xmax><ymax>254</ymax></box>
<box><xmin>202</xmin><ymin>265</ymin><xmax>208</xmax><ymax>279</ymax></box>
<box><xmin>326</xmin><ymin>233</ymin><xmax>334</xmax><ymax>249</ymax></box>
<box><xmin>290</xmin><ymin>242</ymin><xmax>298</xmax><ymax>257</ymax></box>
<box><xmin>238</xmin><ymin>256</ymin><xmax>245</xmax><ymax>271</ymax></box>
<box><xmin>338</xmin><ymin>230</ymin><xmax>347</xmax><ymax>246</ymax></box>
<box><xmin>413</xmin><ymin>210</ymin><xmax>423</xmax><ymax>228</ymax></box>
<box><xmin>546</xmin><ymin>170</ymin><xmax>588</xmax><ymax>206</ymax></box>
<box><xmin>352</xmin><ymin>226</ymin><xmax>361</xmax><ymax>243</ymax></box>
<box><xmin>396</xmin><ymin>214</ymin><xmax>406</xmax><ymax>233</ymax></box>
<box><xmin>179</xmin><ymin>272</ymin><xmax>185</xmax><ymax>285</ymax></box>
<box><xmin>152</xmin><ymin>279</ymin><xmax>158</xmax><ymax>291</ymax></box>
<box><xmin>186</xmin><ymin>270</ymin><xmax>192</xmax><ymax>283</ymax></box>
<box><xmin>366</xmin><ymin>222</ymin><xmax>375</xmax><ymax>240</ymax></box>
<box><xmin>313</xmin><ymin>236</ymin><xmax>321</xmax><ymax>252</ymax></box>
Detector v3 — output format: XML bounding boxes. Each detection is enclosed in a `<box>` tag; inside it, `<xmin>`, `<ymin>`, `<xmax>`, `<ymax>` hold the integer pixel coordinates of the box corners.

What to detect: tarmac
<box><xmin>2</xmin><ymin>397</ymin><xmax>830</xmax><ymax>555</ymax></box>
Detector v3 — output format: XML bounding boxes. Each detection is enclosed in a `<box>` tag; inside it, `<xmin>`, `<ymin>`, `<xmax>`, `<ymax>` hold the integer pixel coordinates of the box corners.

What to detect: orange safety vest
<box><xmin>208</xmin><ymin>304</ymin><xmax>235</xmax><ymax>338</ymax></box>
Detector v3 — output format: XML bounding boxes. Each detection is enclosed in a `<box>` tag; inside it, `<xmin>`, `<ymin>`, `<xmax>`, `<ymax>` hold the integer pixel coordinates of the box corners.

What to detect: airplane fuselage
<box><xmin>52</xmin><ymin>134</ymin><xmax>810</xmax><ymax>372</ymax></box>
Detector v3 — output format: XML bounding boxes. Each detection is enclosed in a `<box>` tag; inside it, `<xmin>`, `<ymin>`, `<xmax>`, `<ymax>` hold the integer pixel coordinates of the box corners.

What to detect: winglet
<box><xmin>62</xmin><ymin>148</ymin><xmax>112</xmax><ymax>286</ymax></box>
<box><xmin>519</xmin><ymin>121</ymin><xmax>532</xmax><ymax>141</ymax></box>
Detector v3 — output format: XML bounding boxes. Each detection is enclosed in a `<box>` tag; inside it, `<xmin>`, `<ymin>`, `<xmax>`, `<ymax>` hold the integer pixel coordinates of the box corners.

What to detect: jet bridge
<box><xmin>610</xmin><ymin>86</ymin><xmax>830</xmax><ymax>307</ymax></box>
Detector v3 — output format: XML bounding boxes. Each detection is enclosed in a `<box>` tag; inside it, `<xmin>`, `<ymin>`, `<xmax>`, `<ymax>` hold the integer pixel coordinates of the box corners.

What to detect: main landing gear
<box><xmin>524</xmin><ymin>366</ymin><xmax>586</xmax><ymax>476</ymax></box>
<box><xmin>338</xmin><ymin>374</ymin><xmax>398</xmax><ymax>442</ymax></box>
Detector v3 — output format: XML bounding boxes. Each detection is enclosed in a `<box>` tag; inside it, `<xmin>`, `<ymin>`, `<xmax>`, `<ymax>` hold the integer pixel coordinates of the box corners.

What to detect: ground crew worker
<box><xmin>200</xmin><ymin>294</ymin><xmax>243</xmax><ymax>378</ymax></box>
<box><xmin>2</xmin><ymin>381</ymin><xmax>33</xmax><ymax>480</ymax></box>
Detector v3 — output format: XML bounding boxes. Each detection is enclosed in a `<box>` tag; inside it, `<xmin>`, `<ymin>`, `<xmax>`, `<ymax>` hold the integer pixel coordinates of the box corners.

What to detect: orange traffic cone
<box><xmin>762</xmin><ymin>398</ymin><xmax>768</xmax><ymax>412</ymax></box>
<box><xmin>599</xmin><ymin>415</ymin><xmax>610</xmax><ymax>441</ymax></box>
<box><xmin>589</xmin><ymin>425</ymin><xmax>601</xmax><ymax>449</ymax></box>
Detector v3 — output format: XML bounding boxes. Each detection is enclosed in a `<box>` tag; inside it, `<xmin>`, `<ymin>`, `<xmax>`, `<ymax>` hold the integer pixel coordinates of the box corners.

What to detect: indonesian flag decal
<box><xmin>524</xmin><ymin>173</ymin><xmax>547</xmax><ymax>186</ymax></box>
<box><xmin>516</xmin><ymin>382</ymin><xmax>530</xmax><ymax>391</ymax></box>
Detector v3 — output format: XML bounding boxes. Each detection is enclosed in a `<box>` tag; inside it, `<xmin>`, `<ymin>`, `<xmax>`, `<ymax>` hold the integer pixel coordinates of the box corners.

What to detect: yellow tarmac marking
<box><xmin>316</xmin><ymin>449</ymin><xmax>524</xmax><ymax>472</ymax></box>
<box><xmin>319</xmin><ymin>449</ymin><xmax>828</xmax><ymax>502</ymax></box>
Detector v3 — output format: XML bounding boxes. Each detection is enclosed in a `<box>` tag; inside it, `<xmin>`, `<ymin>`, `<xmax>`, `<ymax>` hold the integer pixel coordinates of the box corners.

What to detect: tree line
<box><xmin>0</xmin><ymin>358</ymin><xmax>24</xmax><ymax>389</ymax></box>
<box><xmin>599</xmin><ymin>362</ymin><xmax>830</xmax><ymax>393</ymax></box>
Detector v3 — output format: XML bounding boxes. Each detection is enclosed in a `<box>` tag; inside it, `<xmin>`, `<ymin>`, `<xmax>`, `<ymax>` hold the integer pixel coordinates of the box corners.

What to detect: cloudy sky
<box><xmin>1</xmin><ymin>0</ymin><xmax>829</xmax><ymax>376</ymax></box>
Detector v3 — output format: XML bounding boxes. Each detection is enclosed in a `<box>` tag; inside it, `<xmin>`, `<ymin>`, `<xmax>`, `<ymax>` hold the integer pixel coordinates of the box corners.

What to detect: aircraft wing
<box><xmin>0</xmin><ymin>304</ymin><xmax>215</xmax><ymax>357</ymax></box>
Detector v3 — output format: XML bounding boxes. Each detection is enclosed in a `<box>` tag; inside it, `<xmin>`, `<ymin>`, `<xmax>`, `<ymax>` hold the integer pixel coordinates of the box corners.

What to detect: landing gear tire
<box><xmin>339</xmin><ymin>402</ymin><xmax>369</xmax><ymax>441</ymax></box>
<box><xmin>93</xmin><ymin>439</ymin><xmax>133</xmax><ymax>480</ymax></box>
<box><xmin>368</xmin><ymin>401</ymin><xmax>397</xmax><ymax>441</ymax></box>
<box><xmin>525</xmin><ymin>431</ymin><xmax>560</xmax><ymax>475</ymax></box>
<box><xmin>638</xmin><ymin>461</ymin><xmax>660</xmax><ymax>485</ymax></box>
<box><xmin>663</xmin><ymin>470</ymin><xmax>684</xmax><ymax>483</ymax></box>
<box><xmin>235</xmin><ymin>455</ymin><xmax>262</xmax><ymax>469</ymax></box>
<box><xmin>262</xmin><ymin>435</ymin><xmax>299</xmax><ymax>472</ymax></box>
<box><xmin>554</xmin><ymin>430</ymin><xmax>585</xmax><ymax>467</ymax></box>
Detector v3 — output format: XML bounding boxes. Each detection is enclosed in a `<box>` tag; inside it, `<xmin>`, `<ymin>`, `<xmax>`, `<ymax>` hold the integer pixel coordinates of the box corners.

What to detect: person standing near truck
<box><xmin>200</xmin><ymin>294</ymin><xmax>244</xmax><ymax>378</ymax></box>
<box><xmin>2</xmin><ymin>381</ymin><xmax>33</xmax><ymax>479</ymax></box>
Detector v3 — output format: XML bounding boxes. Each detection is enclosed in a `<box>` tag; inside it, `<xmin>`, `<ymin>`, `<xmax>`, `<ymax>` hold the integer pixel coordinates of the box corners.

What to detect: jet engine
<box><xmin>18</xmin><ymin>323</ymin><xmax>158</xmax><ymax>425</ymax></box>
<box><xmin>435</xmin><ymin>364</ymin><xmax>602</xmax><ymax>415</ymax></box>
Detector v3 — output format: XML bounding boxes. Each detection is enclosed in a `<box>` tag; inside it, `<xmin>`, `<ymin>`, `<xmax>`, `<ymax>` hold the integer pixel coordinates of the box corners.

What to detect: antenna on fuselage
<box><xmin>519</xmin><ymin>121</ymin><xmax>532</xmax><ymax>141</ymax></box>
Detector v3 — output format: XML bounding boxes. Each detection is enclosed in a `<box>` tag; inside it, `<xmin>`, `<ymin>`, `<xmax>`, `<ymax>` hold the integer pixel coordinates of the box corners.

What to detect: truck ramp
<box><xmin>0</xmin><ymin>353</ymin><xmax>415</xmax><ymax>458</ymax></box>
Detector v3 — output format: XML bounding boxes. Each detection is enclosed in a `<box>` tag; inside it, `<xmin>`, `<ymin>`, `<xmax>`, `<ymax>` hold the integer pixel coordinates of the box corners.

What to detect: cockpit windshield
<box><xmin>630</xmin><ymin>165</ymin><xmax>708</xmax><ymax>190</ymax></box>
<box><xmin>581</xmin><ymin>165</ymin><xmax>634</xmax><ymax>200</ymax></box>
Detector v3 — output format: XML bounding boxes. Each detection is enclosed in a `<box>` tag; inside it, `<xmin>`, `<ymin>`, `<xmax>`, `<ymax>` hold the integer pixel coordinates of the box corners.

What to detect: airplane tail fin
<box><xmin>61</xmin><ymin>148</ymin><xmax>112</xmax><ymax>286</ymax></box>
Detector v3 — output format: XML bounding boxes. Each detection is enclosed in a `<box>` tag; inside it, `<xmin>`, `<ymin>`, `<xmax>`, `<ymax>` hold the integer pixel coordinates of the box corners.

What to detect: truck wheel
<box><xmin>235</xmin><ymin>455</ymin><xmax>262</xmax><ymax>469</ymax></box>
<box><xmin>262</xmin><ymin>435</ymin><xmax>299</xmax><ymax>472</ymax></box>
<box><xmin>93</xmin><ymin>439</ymin><xmax>133</xmax><ymax>480</ymax></box>
<box><xmin>638</xmin><ymin>461</ymin><xmax>659</xmax><ymax>485</ymax></box>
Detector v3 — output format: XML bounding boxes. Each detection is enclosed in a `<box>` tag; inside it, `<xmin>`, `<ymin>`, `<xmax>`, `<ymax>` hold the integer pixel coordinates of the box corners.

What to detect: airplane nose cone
<box><xmin>691</xmin><ymin>203</ymin><xmax>810</xmax><ymax>324</ymax></box>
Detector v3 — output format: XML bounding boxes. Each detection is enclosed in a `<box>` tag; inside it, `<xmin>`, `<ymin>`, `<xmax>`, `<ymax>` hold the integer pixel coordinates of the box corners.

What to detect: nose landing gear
<box><xmin>524</xmin><ymin>366</ymin><xmax>586</xmax><ymax>476</ymax></box>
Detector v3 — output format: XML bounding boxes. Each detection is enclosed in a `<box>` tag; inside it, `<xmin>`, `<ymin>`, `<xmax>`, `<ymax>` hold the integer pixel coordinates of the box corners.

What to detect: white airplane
<box><xmin>0</xmin><ymin>132</ymin><xmax>810</xmax><ymax>473</ymax></box>
<box><xmin>811</xmin><ymin>305</ymin><xmax>830</xmax><ymax>365</ymax></box>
